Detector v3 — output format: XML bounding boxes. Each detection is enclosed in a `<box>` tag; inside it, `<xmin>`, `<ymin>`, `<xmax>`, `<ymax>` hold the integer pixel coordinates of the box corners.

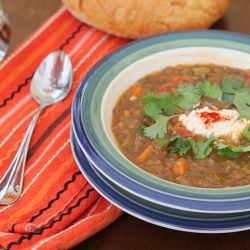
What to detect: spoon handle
<box><xmin>0</xmin><ymin>105</ymin><xmax>45</xmax><ymax>204</ymax></box>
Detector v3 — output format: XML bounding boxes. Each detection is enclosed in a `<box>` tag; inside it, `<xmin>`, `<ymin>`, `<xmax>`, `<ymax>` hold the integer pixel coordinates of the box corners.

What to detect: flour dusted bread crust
<box><xmin>62</xmin><ymin>0</ymin><xmax>231</xmax><ymax>39</ymax></box>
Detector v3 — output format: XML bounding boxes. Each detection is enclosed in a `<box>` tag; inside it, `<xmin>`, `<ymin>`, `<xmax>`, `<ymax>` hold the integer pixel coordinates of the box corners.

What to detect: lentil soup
<box><xmin>112</xmin><ymin>64</ymin><xmax>250</xmax><ymax>188</ymax></box>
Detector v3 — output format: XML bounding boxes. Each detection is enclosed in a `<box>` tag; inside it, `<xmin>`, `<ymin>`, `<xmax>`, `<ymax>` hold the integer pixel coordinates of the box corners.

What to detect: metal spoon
<box><xmin>0</xmin><ymin>50</ymin><xmax>73</xmax><ymax>205</ymax></box>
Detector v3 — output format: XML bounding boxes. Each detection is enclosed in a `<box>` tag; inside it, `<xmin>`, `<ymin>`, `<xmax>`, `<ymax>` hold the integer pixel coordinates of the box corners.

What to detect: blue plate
<box><xmin>71</xmin><ymin>128</ymin><xmax>250</xmax><ymax>233</ymax></box>
<box><xmin>72</xmin><ymin>30</ymin><xmax>250</xmax><ymax>214</ymax></box>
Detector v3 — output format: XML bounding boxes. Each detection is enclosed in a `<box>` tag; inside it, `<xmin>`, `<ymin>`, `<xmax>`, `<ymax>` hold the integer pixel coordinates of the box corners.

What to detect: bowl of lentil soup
<box><xmin>71</xmin><ymin>130</ymin><xmax>250</xmax><ymax>233</ymax></box>
<box><xmin>72</xmin><ymin>30</ymin><xmax>250</xmax><ymax>213</ymax></box>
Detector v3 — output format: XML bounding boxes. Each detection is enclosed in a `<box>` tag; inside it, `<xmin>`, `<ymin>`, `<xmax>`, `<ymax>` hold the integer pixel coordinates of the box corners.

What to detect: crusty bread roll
<box><xmin>62</xmin><ymin>0</ymin><xmax>231</xmax><ymax>39</ymax></box>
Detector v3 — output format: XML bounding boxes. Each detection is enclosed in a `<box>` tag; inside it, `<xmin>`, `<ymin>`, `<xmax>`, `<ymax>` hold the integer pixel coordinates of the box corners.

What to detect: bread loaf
<box><xmin>62</xmin><ymin>0</ymin><xmax>231</xmax><ymax>39</ymax></box>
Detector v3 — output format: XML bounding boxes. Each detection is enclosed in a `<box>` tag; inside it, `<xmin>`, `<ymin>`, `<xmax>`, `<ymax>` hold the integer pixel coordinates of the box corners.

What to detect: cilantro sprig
<box><xmin>141</xmin><ymin>77</ymin><xmax>250</xmax><ymax>140</ymax></box>
<box><xmin>142</xmin><ymin>103</ymin><xmax>177</xmax><ymax>139</ymax></box>
<box><xmin>187</xmin><ymin>135</ymin><xmax>215</xmax><ymax>159</ymax></box>
<box><xmin>158</xmin><ymin>132</ymin><xmax>250</xmax><ymax>160</ymax></box>
<box><xmin>140</xmin><ymin>76</ymin><xmax>250</xmax><ymax>159</ymax></box>
<box><xmin>158</xmin><ymin>136</ymin><xmax>191</xmax><ymax>155</ymax></box>
<box><xmin>215</xmin><ymin>139</ymin><xmax>250</xmax><ymax>159</ymax></box>
<box><xmin>214</xmin><ymin>128</ymin><xmax>250</xmax><ymax>158</ymax></box>
<box><xmin>158</xmin><ymin>135</ymin><xmax>215</xmax><ymax>160</ymax></box>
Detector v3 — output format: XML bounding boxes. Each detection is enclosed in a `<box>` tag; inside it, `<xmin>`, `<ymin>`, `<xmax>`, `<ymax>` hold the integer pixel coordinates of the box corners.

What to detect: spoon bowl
<box><xmin>0</xmin><ymin>50</ymin><xmax>72</xmax><ymax>205</ymax></box>
<box><xmin>31</xmin><ymin>50</ymin><xmax>72</xmax><ymax>105</ymax></box>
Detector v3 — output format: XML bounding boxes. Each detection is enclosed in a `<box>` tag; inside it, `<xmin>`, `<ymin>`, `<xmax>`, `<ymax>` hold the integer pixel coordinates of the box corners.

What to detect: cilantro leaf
<box><xmin>158</xmin><ymin>136</ymin><xmax>191</xmax><ymax>155</ymax></box>
<box><xmin>141</xmin><ymin>92</ymin><xmax>158</xmax><ymax>104</ymax></box>
<box><xmin>142</xmin><ymin>103</ymin><xmax>161</xmax><ymax>121</ymax></box>
<box><xmin>239</xmin><ymin>87</ymin><xmax>250</xmax><ymax>94</ymax></box>
<box><xmin>234</xmin><ymin>146</ymin><xmax>250</xmax><ymax>152</ymax></box>
<box><xmin>242</xmin><ymin>127</ymin><xmax>250</xmax><ymax>141</ymax></box>
<box><xmin>141</xmin><ymin>92</ymin><xmax>178</xmax><ymax>115</ymax></box>
<box><xmin>174</xmin><ymin>83</ymin><xmax>201</xmax><ymax>110</ymax></box>
<box><xmin>215</xmin><ymin>140</ymin><xmax>250</xmax><ymax>158</ymax></box>
<box><xmin>169</xmin><ymin>136</ymin><xmax>191</xmax><ymax>155</ymax></box>
<box><xmin>216</xmin><ymin>141</ymin><xmax>240</xmax><ymax>158</ymax></box>
<box><xmin>200</xmin><ymin>80</ymin><xmax>223</xmax><ymax>99</ymax></box>
<box><xmin>187</xmin><ymin>135</ymin><xmax>214</xmax><ymax>159</ymax></box>
<box><xmin>158</xmin><ymin>139</ymin><xmax>171</xmax><ymax>147</ymax></box>
<box><xmin>158</xmin><ymin>136</ymin><xmax>180</xmax><ymax>147</ymax></box>
<box><xmin>160</xmin><ymin>94</ymin><xmax>179</xmax><ymax>115</ymax></box>
<box><xmin>233</xmin><ymin>91</ymin><xmax>250</xmax><ymax>120</ymax></box>
<box><xmin>142</xmin><ymin>97</ymin><xmax>180</xmax><ymax>139</ymax></box>
<box><xmin>221</xmin><ymin>92</ymin><xmax>235</xmax><ymax>104</ymax></box>
<box><xmin>221</xmin><ymin>76</ymin><xmax>244</xmax><ymax>103</ymax></box>
<box><xmin>222</xmin><ymin>76</ymin><xmax>244</xmax><ymax>93</ymax></box>
<box><xmin>217</xmin><ymin>147</ymin><xmax>239</xmax><ymax>159</ymax></box>
<box><xmin>143</xmin><ymin>115</ymin><xmax>174</xmax><ymax>139</ymax></box>
<box><xmin>195</xmin><ymin>81</ymin><xmax>204</xmax><ymax>94</ymax></box>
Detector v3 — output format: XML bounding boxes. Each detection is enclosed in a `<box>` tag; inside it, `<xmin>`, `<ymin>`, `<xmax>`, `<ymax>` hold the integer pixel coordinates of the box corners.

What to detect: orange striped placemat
<box><xmin>0</xmin><ymin>6</ymin><xmax>129</xmax><ymax>250</ymax></box>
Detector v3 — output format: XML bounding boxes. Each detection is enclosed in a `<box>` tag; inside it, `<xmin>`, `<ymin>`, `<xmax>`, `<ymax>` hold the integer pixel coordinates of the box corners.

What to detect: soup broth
<box><xmin>112</xmin><ymin>64</ymin><xmax>250</xmax><ymax>188</ymax></box>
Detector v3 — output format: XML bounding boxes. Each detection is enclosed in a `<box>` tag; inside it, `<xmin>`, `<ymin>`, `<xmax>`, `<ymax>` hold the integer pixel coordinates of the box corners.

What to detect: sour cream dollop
<box><xmin>179</xmin><ymin>107</ymin><xmax>250</xmax><ymax>140</ymax></box>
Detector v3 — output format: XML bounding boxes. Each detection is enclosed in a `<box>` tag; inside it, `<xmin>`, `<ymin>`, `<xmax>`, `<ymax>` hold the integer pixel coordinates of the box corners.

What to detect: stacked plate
<box><xmin>71</xmin><ymin>30</ymin><xmax>250</xmax><ymax>233</ymax></box>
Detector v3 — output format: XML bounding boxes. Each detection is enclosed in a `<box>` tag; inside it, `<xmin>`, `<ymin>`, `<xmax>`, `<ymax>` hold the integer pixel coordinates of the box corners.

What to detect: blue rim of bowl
<box><xmin>71</xmin><ymin>128</ymin><xmax>250</xmax><ymax>233</ymax></box>
<box><xmin>72</xmin><ymin>30</ymin><xmax>250</xmax><ymax>213</ymax></box>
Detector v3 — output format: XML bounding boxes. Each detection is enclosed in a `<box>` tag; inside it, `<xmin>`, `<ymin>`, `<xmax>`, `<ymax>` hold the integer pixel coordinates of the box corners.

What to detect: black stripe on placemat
<box><xmin>10</xmin><ymin>171</ymin><xmax>82</xmax><ymax>235</ymax></box>
<box><xmin>59</xmin><ymin>22</ymin><xmax>85</xmax><ymax>51</ymax></box>
<box><xmin>0</xmin><ymin>75</ymin><xmax>34</xmax><ymax>108</ymax></box>
<box><xmin>29</xmin><ymin>171</ymin><xmax>82</xmax><ymax>223</ymax></box>
<box><xmin>7</xmin><ymin>187</ymin><xmax>95</xmax><ymax>250</ymax></box>
<box><xmin>27</xmin><ymin>104</ymin><xmax>71</xmax><ymax>160</ymax></box>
